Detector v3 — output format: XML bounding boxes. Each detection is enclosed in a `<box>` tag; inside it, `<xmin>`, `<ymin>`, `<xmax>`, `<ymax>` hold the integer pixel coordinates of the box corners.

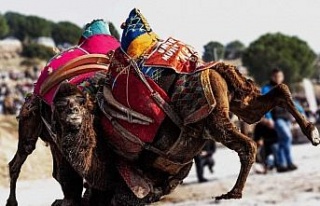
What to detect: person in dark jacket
<box><xmin>253</xmin><ymin>121</ymin><xmax>278</xmax><ymax>173</ymax></box>
<box><xmin>194</xmin><ymin>141</ymin><xmax>216</xmax><ymax>183</ymax></box>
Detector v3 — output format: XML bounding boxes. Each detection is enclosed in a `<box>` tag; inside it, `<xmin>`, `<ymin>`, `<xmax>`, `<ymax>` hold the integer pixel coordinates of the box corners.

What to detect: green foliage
<box><xmin>4</xmin><ymin>12</ymin><xmax>27</xmax><ymax>41</ymax></box>
<box><xmin>202</xmin><ymin>41</ymin><xmax>224</xmax><ymax>62</ymax></box>
<box><xmin>22</xmin><ymin>43</ymin><xmax>54</xmax><ymax>60</ymax></box>
<box><xmin>5</xmin><ymin>12</ymin><xmax>53</xmax><ymax>41</ymax></box>
<box><xmin>4</xmin><ymin>12</ymin><xmax>80</xmax><ymax>45</ymax></box>
<box><xmin>108</xmin><ymin>22</ymin><xmax>120</xmax><ymax>40</ymax></box>
<box><xmin>25</xmin><ymin>15</ymin><xmax>53</xmax><ymax>39</ymax></box>
<box><xmin>242</xmin><ymin>33</ymin><xmax>317</xmax><ymax>85</ymax></box>
<box><xmin>52</xmin><ymin>21</ymin><xmax>81</xmax><ymax>45</ymax></box>
<box><xmin>0</xmin><ymin>14</ymin><xmax>9</xmax><ymax>38</ymax></box>
<box><xmin>224</xmin><ymin>40</ymin><xmax>245</xmax><ymax>60</ymax></box>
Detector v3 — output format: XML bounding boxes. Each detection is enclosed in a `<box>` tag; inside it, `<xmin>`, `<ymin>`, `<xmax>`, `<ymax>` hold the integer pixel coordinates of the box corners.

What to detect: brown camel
<box><xmin>94</xmin><ymin>50</ymin><xmax>320</xmax><ymax>201</ymax></box>
<box><xmin>52</xmin><ymin>82</ymin><xmax>163</xmax><ymax>205</ymax></box>
<box><xmin>43</xmin><ymin>48</ymin><xmax>320</xmax><ymax>204</ymax></box>
<box><xmin>87</xmin><ymin>8</ymin><xmax>319</xmax><ymax>201</ymax></box>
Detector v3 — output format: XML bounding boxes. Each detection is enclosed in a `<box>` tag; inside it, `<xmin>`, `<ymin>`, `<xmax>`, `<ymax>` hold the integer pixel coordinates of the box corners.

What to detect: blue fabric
<box><xmin>261</xmin><ymin>84</ymin><xmax>273</xmax><ymax>119</ymax></box>
<box><xmin>121</xmin><ymin>8</ymin><xmax>152</xmax><ymax>51</ymax></box>
<box><xmin>294</xmin><ymin>100</ymin><xmax>305</xmax><ymax>116</ymax></box>
<box><xmin>82</xmin><ymin>20</ymin><xmax>110</xmax><ymax>38</ymax></box>
<box><xmin>275</xmin><ymin>119</ymin><xmax>293</xmax><ymax>167</ymax></box>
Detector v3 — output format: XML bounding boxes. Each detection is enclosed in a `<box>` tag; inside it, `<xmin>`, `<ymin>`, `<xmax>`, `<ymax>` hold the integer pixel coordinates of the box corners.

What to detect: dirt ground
<box><xmin>1</xmin><ymin>114</ymin><xmax>320</xmax><ymax>205</ymax></box>
<box><xmin>0</xmin><ymin>115</ymin><xmax>52</xmax><ymax>187</ymax></box>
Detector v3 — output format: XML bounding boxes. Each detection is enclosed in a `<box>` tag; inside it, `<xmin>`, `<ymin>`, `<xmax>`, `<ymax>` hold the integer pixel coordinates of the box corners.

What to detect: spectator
<box><xmin>261</xmin><ymin>68</ymin><xmax>299</xmax><ymax>172</ymax></box>
<box><xmin>253</xmin><ymin>120</ymin><xmax>278</xmax><ymax>174</ymax></box>
<box><xmin>194</xmin><ymin>141</ymin><xmax>216</xmax><ymax>183</ymax></box>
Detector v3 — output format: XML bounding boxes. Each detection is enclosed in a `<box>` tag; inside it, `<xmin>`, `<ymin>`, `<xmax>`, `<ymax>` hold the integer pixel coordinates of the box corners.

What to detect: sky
<box><xmin>0</xmin><ymin>0</ymin><xmax>319</xmax><ymax>54</ymax></box>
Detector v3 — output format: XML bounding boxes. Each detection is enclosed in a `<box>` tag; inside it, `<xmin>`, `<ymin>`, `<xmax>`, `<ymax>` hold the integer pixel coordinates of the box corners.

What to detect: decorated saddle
<box><xmin>101</xmin><ymin>8</ymin><xmax>217</xmax><ymax>150</ymax></box>
<box><xmin>34</xmin><ymin>20</ymin><xmax>120</xmax><ymax>105</ymax></box>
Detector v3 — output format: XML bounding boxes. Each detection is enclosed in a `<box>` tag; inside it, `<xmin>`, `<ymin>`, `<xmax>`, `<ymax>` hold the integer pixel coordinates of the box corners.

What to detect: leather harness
<box><xmin>40</xmin><ymin>51</ymin><xmax>212</xmax><ymax>175</ymax></box>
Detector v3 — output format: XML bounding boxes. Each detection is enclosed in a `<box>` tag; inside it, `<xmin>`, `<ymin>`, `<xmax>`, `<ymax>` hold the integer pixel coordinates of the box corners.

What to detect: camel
<box><xmin>7</xmin><ymin>8</ymin><xmax>320</xmax><ymax>205</ymax></box>
<box><xmin>93</xmin><ymin>8</ymin><xmax>320</xmax><ymax>201</ymax></box>
<box><xmin>6</xmin><ymin>94</ymin><xmax>86</xmax><ymax>206</ymax></box>
<box><xmin>51</xmin><ymin>82</ymin><xmax>161</xmax><ymax>205</ymax></box>
<box><xmin>6</xmin><ymin>19</ymin><xmax>120</xmax><ymax>206</ymax></box>
<box><xmin>45</xmin><ymin>46</ymin><xmax>320</xmax><ymax>204</ymax></box>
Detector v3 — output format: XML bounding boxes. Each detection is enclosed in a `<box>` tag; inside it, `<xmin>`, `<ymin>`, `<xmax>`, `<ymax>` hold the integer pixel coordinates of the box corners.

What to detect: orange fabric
<box><xmin>144</xmin><ymin>37</ymin><xmax>213</xmax><ymax>74</ymax></box>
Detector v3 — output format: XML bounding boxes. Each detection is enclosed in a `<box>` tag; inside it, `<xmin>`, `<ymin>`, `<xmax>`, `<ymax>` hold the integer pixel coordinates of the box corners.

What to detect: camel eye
<box><xmin>55</xmin><ymin>100</ymin><xmax>68</xmax><ymax>107</ymax></box>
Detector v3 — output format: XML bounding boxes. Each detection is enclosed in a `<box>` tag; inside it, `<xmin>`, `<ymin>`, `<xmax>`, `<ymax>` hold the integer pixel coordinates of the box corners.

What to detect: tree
<box><xmin>224</xmin><ymin>40</ymin><xmax>245</xmax><ymax>60</ymax></box>
<box><xmin>242</xmin><ymin>33</ymin><xmax>316</xmax><ymax>85</ymax></box>
<box><xmin>108</xmin><ymin>22</ymin><xmax>120</xmax><ymax>40</ymax></box>
<box><xmin>5</xmin><ymin>12</ymin><xmax>53</xmax><ymax>41</ymax></box>
<box><xmin>52</xmin><ymin>21</ymin><xmax>82</xmax><ymax>45</ymax></box>
<box><xmin>202</xmin><ymin>41</ymin><xmax>224</xmax><ymax>62</ymax></box>
<box><xmin>4</xmin><ymin>12</ymin><xmax>27</xmax><ymax>41</ymax></box>
<box><xmin>22</xmin><ymin>43</ymin><xmax>54</xmax><ymax>60</ymax></box>
<box><xmin>25</xmin><ymin>15</ymin><xmax>53</xmax><ymax>39</ymax></box>
<box><xmin>0</xmin><ymin>14</ymin><xmax>9</xmax><ymax>38</ymax></box>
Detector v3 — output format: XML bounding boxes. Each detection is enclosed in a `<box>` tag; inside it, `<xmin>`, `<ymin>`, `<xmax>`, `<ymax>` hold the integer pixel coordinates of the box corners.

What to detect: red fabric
<box><xmin>101</xmin><ymin>50</ymin><xmax>169</xmax><ymax>150</ymax></box>
<box><xmin>34</xmin><ymin>35</ymin><xmax>119</xmax><ymax>105</ymax></box>
<box><xmin>144</xmin><ymin>37</ymin><xmax>209</xmax><ymax>74</ymax></box>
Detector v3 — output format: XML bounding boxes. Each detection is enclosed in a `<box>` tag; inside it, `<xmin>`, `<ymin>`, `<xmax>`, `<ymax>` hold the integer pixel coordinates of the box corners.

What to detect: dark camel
<box><xmin>98</xmin><ymin>58</ymin><xmax>320</xmax><ymax>200</ymax></box>
<box><xmin>6</xmin><ymin>94</ymin><xmax>86</xmax><ymax>206</ymax></box>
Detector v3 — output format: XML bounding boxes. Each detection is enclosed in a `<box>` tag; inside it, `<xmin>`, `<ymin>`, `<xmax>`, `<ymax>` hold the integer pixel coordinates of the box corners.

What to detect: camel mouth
<box><xmin>65</xmin><ymin>114</ymin><xmax>83</xmax><ymax>125</ymax></box>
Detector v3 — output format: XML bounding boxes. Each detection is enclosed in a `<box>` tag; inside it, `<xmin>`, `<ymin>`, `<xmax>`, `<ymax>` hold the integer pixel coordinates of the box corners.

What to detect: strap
<box><xmin>129</xmin><ymin>59</ymin><xmax>184</xmax><ymax>129</ymax></box>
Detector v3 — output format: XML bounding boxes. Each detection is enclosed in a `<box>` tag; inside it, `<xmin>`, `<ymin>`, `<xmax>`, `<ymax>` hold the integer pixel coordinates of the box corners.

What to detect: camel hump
<box><xmin>34</xmin><ymin>19</ymin><xmax>120</xmax><ymax>106</ymax></box>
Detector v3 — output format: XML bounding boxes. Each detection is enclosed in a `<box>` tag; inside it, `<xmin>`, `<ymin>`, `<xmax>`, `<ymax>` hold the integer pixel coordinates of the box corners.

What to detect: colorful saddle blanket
<box><xmin>101</xmin><ymin>49</ymin><xmax>169</xmax><ymax>154</ymax></box>
<box><xmin>143</xmin><ymin>37</ymin><xmax>214</xmax><ymax>74</ymax></box>
<box><xmin>34</xmin><ymin>34</ymin><xmax>119</xmax><ymax>105</ymax></box>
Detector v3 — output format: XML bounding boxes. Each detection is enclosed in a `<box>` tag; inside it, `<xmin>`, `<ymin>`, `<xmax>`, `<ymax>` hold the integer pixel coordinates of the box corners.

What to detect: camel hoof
<box><xmin>6</xmin><ymin>199</ymin><xmax>18</xmax><ymax>206</ymax></box>
<box><xmin>51</xmin><ymin>199</ymin><xmax>81</xmax><ymax>206</ymax></box>
<box><xmin>51</xmin><ymin>199</ymin><xmax>62</xmax><ymax>206</ymax></box>
<box><xmin>215</xmin><ymin>191</ymin><xmax>242</xmax><ymax>200</ymax></box>
<box><xmin>310</xmin><ymin>126</ymin><xmax>320</xmax><ymax>146</ymax></box>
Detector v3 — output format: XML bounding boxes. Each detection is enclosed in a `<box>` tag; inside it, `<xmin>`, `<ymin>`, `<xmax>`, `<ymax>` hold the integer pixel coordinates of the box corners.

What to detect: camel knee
<box><xmin>238</xmin><ymin>139</ymin><xmax>257</xmax><ymax>165</ymax></box>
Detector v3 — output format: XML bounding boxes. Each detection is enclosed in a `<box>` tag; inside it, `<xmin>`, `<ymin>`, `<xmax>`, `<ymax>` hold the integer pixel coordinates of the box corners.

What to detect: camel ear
<box><xmin>55</xmin><ymin>82</ymin><xmax>83</xmax><ymax>100</ymax></box>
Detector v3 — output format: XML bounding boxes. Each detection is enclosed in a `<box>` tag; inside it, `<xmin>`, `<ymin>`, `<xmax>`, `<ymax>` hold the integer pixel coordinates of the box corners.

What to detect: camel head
<box><xmin>53</xmin><ymin>82</ymin><xmax>92</xmax><ymax>131</ymax></box>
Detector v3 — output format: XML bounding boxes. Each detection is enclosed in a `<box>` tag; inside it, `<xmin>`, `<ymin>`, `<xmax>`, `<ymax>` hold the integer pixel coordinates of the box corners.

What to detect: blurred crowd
<box><xmin>0</xmin><ymin>67</ymin><xmax>39</xmax><ymax>115</ymax></box>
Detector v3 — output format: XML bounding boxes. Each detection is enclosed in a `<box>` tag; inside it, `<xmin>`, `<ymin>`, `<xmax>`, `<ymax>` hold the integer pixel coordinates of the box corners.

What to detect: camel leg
<box><xmin>207</xmin><ymin>113</ymin><xmax>257</xmax><ymax>200</ymax></box>
<box><xmin>205</xmin><ymin>70</ymin><xmax>257</xmax><ymax>199</ymax></box>
<box><xmin>50</xmin><ymin>146</ymin><xmax>83</xmax><ymax>206</ymax></box>
<box><xmin>231</xmin><ymin>84</ymin><xmax>319</xmax><ymax>146</ymax></box>
<box><xmin>6</xmin><ymin>138</ymin><xmax>38</xmax><ymax>206</ymax></box>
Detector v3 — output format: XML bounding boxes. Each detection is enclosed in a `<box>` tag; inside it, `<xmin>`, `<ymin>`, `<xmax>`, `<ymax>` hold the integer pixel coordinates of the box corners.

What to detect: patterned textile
<box><xmin>34</xmin><ymin>20</ymin><xmax>119</xmax><ymax>105</ymax></box>
<box><xmin>101</xmin><ymin>49</ymin><xmax>169</xmax><ymax>151</ymax></box>
<box><xmin>140</xmin><ymin>67</ymin><xmax>166</xmax><ymax>83</ymax></box>
<box><xmin>121</xmin><ymin>8</ymin><xmax>158</xmax><ymax>58</ymax></box>
<box><xmin>143</xmin><ymin>37</ymin><xmax>217</xmax><ymax>74</ymax></box>
<box><xmin>82</xmin><ymin>19</ymin><xmax>111</xmax><ymax>39</ymax></box>
<box><xmin>170</xmin><ymin>72</ymin><xmax>212</xmax><ymax>124</ymax></box>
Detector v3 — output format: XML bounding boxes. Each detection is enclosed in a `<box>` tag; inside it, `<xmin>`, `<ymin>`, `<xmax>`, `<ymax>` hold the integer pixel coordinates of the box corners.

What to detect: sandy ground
<box><xmin>1</xmin><ymin>140</ymin><xmax>320</xmax><ymax>206</ymax></box>
<box><xmin>1</xmin><ymin>115</ymin><xmax>320</xmax><ymax>205</ymax></box>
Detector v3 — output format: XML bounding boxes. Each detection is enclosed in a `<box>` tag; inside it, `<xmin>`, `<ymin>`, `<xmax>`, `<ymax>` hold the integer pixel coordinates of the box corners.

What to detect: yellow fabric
<box><xmin>126</xmin><ymin>32</ymin><xmax>158</xmax><ymax>59</ymax></box>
